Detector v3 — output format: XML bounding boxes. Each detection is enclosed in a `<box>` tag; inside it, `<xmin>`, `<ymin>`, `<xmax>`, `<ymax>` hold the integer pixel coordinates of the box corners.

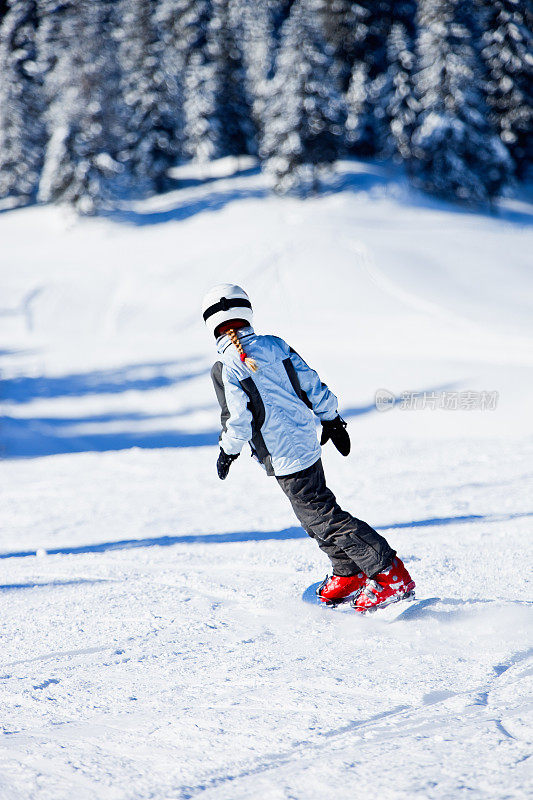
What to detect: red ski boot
<box><xmin>353</xmin><ymin>557</ymin><xmax>415</xmax><ymax>613</ymax></box>
<box><xmin>316</xmin><ymin>573</ymin><xmax>366</xmax><ymax>605</ymax></box>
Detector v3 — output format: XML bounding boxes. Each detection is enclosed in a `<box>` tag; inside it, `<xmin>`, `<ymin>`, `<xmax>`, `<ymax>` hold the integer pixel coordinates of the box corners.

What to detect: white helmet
<box><xmin>201</xmin><ymin>283</ymin><xmax>253</xmax><ymax>337</ymax></box>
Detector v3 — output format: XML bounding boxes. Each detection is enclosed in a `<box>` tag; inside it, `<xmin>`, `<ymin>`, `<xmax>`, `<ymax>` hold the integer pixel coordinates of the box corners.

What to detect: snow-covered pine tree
<box><xmin>261</xmin><ymin>0</ymin><xmax>345</xmax><ymax>194</ymax></box>
<box><xmin>118</xmin><ymin>0</ymin><xmax>179</xmax><ymax>193</ymax></box>
<box><xmin>35</xmin><ymin>0</ymin><xmax>72</xmax><ymax>85</ymax></box>
<box><xmin>342</xmin><ymin>1</ymin><xmax>417</xmax><ymax>159</ymax></box>
<box><xmin>315</xmin><ymin>0</ymin><xmax>364</xmax><ymax>92</ymax></box>
<box><xmin>0</xmin><ymin>0</ymin><xmax>44</xmax><ymax>204</ymax></box>
<box><xmin>183</xmin><ymin>0</ymin><xmax>255</xmax><ymax>161</ymax></box>
<box><xmin>262</xmin><ymin>0</ymin><xmax>295</xmax><ymax>64</ymax></box>
<box><xmin>38</xmin><ymin>1</ymin><xmax>122</xmax><ymax>214</ymax></box>
<box><xmin>230</xmin><ymin>0</ymin><xmax>275</xmax><ymax>143</ymax></box>
<box><xmin>352</xmin><ymin>1</ymin><xmax>394</xmax><ymax>76</ymax></box>
<box><xmin>410</xmin><ymin>0</ymin><xmax>512</xmax><ymax>204</ymax></box>
<box><xmin>479</xmin><ymin>0</ymin><xmax>532</xmax><ymax>180</ymax></box>
<box><xmin>162</xmin><ymin>0</ymin><xmax>212</xmax><ymax>66</ymax></box>
<box><xmin>345</xmin><ymin>61</ymin><xmax>375</xmax><ymax>156</ymax></box>
<box><xmin>183</xmin><ymin>51</ymin><xmax>219</xmax><ymax>162</ymax></box>
<box><xmin>156</xmin><ymin>0</ymin><xmax>212</xmax><ymax>165</ymax></box>
<box><xmin>312</xmin><ymin>2</ymin><xmax>376</xmax><ymax>158</ymax></box>
<box><xmin>210</xmin><ymin>0</ymin><xmax>256</xmax><ymax>157</ymax></box>
<box><xmin>181</xmin><ymin>0</ymin><xmax>221</xmax><ymax>163</ymax></box>
<box><xmin>371</xmin><ymin>21</ymin><xmax>417</xmax><ymax>160</ymax></box>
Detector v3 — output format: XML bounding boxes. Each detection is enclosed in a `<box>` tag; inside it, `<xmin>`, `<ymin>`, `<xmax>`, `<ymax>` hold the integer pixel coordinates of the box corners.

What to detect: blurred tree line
<box><xmin>0</xmin><ymin>0</ymin><xmax>531</xmax><ymax>214</ymax></box>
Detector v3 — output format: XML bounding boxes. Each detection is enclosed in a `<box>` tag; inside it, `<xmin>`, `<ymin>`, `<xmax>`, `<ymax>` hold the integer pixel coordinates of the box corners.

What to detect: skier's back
<box><xmin>212</xmin><ymin>328</ymin><xmax>337</xmax><ymax>477</ymax></box>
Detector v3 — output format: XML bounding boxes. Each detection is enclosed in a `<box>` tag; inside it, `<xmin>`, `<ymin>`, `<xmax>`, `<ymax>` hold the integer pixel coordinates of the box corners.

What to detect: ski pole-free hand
<box><xmin>217</xmin><ymin>448</ymin><xmax>239</xmax><ymax>480</ymax></box>
<box><xmin>320</xmin><ymin>416</ymin><xmax>350</xmax><ymax>456</ymax></box>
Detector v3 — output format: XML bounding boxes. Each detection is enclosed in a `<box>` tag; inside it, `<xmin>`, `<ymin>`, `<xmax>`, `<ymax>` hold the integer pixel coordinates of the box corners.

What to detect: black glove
<box><xmin>320</xmin><ymin>416</ymin><xmax>350</xmax><ymax>456</ymax></box>
<box><xmin>216</xmin><ymin>448</ymin><xmax>239</xmax><ymax>480</ymax></box>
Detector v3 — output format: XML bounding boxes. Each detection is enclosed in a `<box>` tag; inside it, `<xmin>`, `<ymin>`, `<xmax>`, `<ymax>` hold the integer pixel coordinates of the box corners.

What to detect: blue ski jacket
<box><xmin>211</xmin><ymin>326</ymin><xmax>338</xmax><ymax>477</ymax></box>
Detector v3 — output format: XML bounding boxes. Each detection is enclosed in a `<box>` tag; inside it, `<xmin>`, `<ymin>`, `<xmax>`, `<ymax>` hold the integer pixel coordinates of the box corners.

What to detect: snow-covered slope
<box><xmin>1</xmin><ymin>160</ymin><xmax>532</xmax><ymax>799</ymax></box>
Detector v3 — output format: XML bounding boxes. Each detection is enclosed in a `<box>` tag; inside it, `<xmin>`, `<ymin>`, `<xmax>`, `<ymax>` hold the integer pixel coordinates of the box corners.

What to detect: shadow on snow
<box><xmin>0</xmin><ymin>578</ymin><xmax>111</xmax><ymax>591</ymax></box>
<box><xmin>0</xmin><ymin>527</ymin><xmax>308</xmax><ymax>559</ymax></box>
<box><xmin>333</xmin><ymin>160</ymin><xmax>533</xmax><ymax>227</ymax></box>
<box><xmin>0</xmin><ymin>416</ymin><xmax>219</xmax><ymax>457</ymax></box>
<box><xmin>1</xmin><ymin>511</ymin><xmax>530</xmax><ymax>560</ymax></box>
<box><xmin>0</xmin><ymin>357</ymin><xmax>218</xmax><ymax>457</ymax></box>
<box><xmin>109</xmin><ymin>183</ymin><xmax>267</xmax><ymax>227</ymax></box>
<box><xmin>1</xmin><ymin>359</ymin><xmax>207</xmax><ymax>403</ymax></box>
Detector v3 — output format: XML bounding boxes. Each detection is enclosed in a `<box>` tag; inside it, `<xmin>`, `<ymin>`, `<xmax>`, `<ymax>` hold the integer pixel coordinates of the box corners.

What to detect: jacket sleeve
<box><xmin>288</xmin><ymin>347</ymin><xmax>338</xmax><ymax>421</ymax></box>
<box><xmin>211</xmin><ymin>362</ymin><xmax>230</xmax><ymax>438</ymax></box>
<box><xmin>211</xmin><ymin>362</ymin><xmax>252</xmax><ymax>455</ymax></box>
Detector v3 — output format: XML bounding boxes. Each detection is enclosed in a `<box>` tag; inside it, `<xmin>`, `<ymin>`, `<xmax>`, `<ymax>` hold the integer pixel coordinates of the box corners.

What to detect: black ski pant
<box><xmin>276</xmin><ymin>459</ymin><xmax>395</xmax><ymax>578</ymax></box>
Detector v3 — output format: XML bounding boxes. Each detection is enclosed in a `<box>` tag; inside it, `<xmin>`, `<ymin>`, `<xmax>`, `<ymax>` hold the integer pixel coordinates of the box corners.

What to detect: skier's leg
<box><xmin>277</xmin><ymin>463</ymin><xmax>359</xmax><ymax>576</ymax></box>
<box><xmin>309</xmin><ymin>540</ymin><xmax>360</xmax><ymax>577</ymax></box>
<box><xmin>276</xmin><ymin>459</ymin><xmax>395</xmax><ymax>578</ymax></box>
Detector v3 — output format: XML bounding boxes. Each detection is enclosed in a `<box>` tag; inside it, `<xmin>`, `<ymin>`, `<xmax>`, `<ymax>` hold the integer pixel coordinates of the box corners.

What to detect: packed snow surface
<box><xmin>1</xmin><ymin>161</ymin><xmax>532</xmax><ymax>799</ymax></box>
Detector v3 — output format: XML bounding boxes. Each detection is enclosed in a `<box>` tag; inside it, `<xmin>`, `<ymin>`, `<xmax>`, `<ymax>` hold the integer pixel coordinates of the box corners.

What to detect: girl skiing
<box><xmin>202</xmin><ymin>283</ymin><xmax>415</xmax><ymax>612</ymax></box>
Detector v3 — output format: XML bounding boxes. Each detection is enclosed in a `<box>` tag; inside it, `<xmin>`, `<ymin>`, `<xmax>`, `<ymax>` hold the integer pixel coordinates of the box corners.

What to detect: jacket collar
<box><xmin>216</xmin><ymin>325</ymin><xmax>255</xmax><ymax>355</ymax></box>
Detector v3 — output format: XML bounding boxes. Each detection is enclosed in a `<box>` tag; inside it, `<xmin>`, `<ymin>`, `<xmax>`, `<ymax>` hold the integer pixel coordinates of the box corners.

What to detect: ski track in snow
<box><xmin>1</xmin><ymin>161</ymin><xmax>532</xmax><ymax>799</ymax></box>
<box><xmin>1</xmin><ymin>446</ymin><xmax>531</xmax><ymax>800</ymax></box>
